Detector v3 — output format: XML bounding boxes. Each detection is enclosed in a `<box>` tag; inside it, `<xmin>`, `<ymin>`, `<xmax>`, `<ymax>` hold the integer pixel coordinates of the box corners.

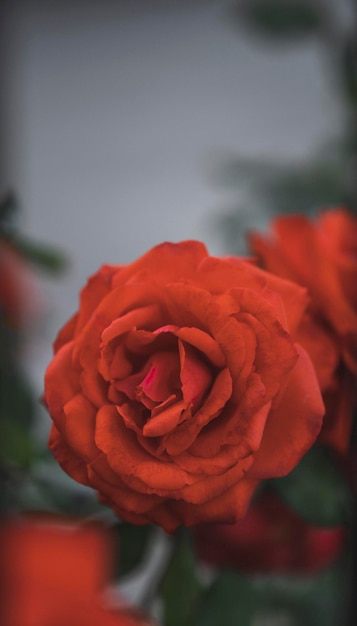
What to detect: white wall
<box><xmin>1</xmin><ymin>0</ymin><xmax>340</xmax><ymax>394</ymax></box>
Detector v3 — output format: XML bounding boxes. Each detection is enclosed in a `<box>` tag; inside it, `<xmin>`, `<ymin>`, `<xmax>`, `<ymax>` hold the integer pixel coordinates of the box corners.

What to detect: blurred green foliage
<box><xmin>271</xmin><ymin>446</ymin><xmax>352</xmax><ymax>527</ymax></box>
<box><xmin>230</xmin><ymin>0</ymin><xmax>322</xmax><ymax>40</ymax></box>
<box><xmin>161</xmin><ymin>531</ymin><xmax>202</xmax><ymax>626</ymax></box>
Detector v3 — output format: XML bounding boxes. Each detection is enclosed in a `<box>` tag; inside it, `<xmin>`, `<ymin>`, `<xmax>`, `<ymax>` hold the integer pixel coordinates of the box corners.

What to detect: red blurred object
<box><xmin>193</xmin><ymin>491</ymin><xmax>346</xmax><ymax>575</ymax></box>
<box><xmin>249</xmin><ymin>208</ymin><xmax>357</xmax><ymax>455</ymax></box>
<box><xmin>0</xmin><ymin>240</ymin><xmax>41</xmax><ymax>329</ymax></box>
<box><xmin>0</xmin><ymin>516</ymin><xmax>155</xmax><ymax>626</ymax></box>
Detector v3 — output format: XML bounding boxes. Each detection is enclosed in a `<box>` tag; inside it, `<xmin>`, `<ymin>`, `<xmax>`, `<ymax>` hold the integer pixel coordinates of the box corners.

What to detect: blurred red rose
<box><xmin>0</xmin><ymin>516</ymin><xmax>155</xmax><ymax>626</ymax></box>
<box><xmin>193</xmin><ymin>491</ymin><xmax>346</xmax><ymax>575</ymax></box>
<box><xmin>0</xmin><ymin>240</ymin><xmax>40</xmax><ymax>329</ymax></box>
<box><xmin>44</xmin><ymin>240</ymin><xmax>324</xmax><ymax>532</ymax></box>
<box><xmin>249</xmin><ymin>208</ymin><xmax>357</xmax><ymax>454</ymax></box>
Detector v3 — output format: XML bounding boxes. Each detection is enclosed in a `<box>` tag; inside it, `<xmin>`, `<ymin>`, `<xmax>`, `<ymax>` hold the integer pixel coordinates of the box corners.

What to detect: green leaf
<box><xmin>256</xmin><ymin>562</ymin><xmax>347</xmax><ymax>626</ymax></box>
<box><xmin>271</xmin><ymin>446</ymin><xmax>352</xmax><ymax>526</ymax></box>
<box><xmin>341</xmin><ymin>39</ymin><xmax>357</xmax><ymax>109</ymax></box>
<box><xmin>233</xmin><ymin>0</ymin><xmax>322</xmax><ymax>39</ymax></box>
<box><xmin>115</xmin><ymin>522</ymin><xmax>154</xmax><ymax>578</ymax></box>
<box><xmin>12</xmin><ymin>236</ymin><xmax>68</xmax><ymax>275</ymax></box>
<box><xmin>195</xmin><ymin>572</ymin><xmax>257</xmax><ymax>626</ymax></box>
<box><xmin>0</xmin><ymin>191</ymin><xmax>17</xmax><ymax>232</ymax></box>
<box><xmin>0</xmin><ymin>359</ymin><xmax>35</xmax><ymax>429</ymax></box>
<box><xmin>161</xmin><ymin>530</ymin><xmax>202</xmax><ymax>626</ymax></box>
<box><xmin>20</xmin><ymin>459</ymin><xmax>109</xmax><ymax>516</ymax></box>
<box><xmin>0</xmin><ymin>418</ymin><xmax>38</xmax><ymax>468</ymax></box>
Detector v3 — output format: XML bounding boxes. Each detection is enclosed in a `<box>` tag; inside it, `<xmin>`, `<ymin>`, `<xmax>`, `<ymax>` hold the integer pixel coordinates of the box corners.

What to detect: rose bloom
<box><xmin>193</xmin><ymin>491</ymin><xmax>346</xmax><ymax>575</ymax></box>
<box><xmin>45</xmin><ymin>241</ymin><xmax>324</xmax><ymax>532</ymax></box>
<box><xmin>249</xmin><ymin>209</ymin><xmax>357</xmax><ymax>454</ymax></box>
<box><xmin>0</xmin><ymin>516</ymin><xmax>154</xmax><ymax>626</ymax></box>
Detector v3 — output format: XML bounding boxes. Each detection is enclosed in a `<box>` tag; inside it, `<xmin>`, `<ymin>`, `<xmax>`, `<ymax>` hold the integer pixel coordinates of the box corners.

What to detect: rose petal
<box><xmin>80</xmin><ymin>369</ymin><xmax>109</xmax><ymax>408</ymax></box>
<box><xmin>236</xmin><ymin>307</ymin><xmax>298</xmax><ymax>401</ymax></box>
<box><xmin>49</xmin><ymin>425</ymin><xmax>90</xmax><ymax>486</ymax></box>
<box><xmin>176</xmin><ymin>453</ymin><xmax>254</xmax><ymax>505</ymax></box>
<box><xmin>74</xmin><ymin>284</ymin><xmax>164</xmax><ymax>370</ymax></box>
<box><xmin>88</xmin><ymin>454</ymin><xmax>163</xmax><ymax>514</ymax></box>
<box><xmin>164</xmin><ymin>367</ymin><xmax>232</xmax><ymax>456</ymax></box>
<box><xmin>76</xmin><ymin>264</ymin><xmax>118</xmax><ymax>332</ymax></box>
<box><xmin>319</xmin><ymin>371</ymin><xmax>355</xmax><ymax>454</ymax></box>
<box><xmin>143</xmin><ymin>399</ymin><xmax>187</xmax><ymax>437</ymax></box>
<box><xmin>111</xmin><ymin>240</ymin><xmax>209</xmax><ymax>288</ymax></box>
<box><xmin>171</xmin><ymin>477</ymin><xmax>259</xmax><ymax>526</ymax></box>
<box><xmin>172</xmin><ymin>443</ymin><xmax>244</xmax><ymax>475</ymax></box>
<box><xmin>190</xmin><ymin>379</ymin><xmax>271</xmax><ymax>458</ymax></box>
<box><xmin>196</xmin><ymin>256</ymin><xmax>264</xmax><ymax>294</ymax></box>
<box><xmin>44</xmin><ymin>341</ymin><xmax>80</xmax><ymax>430</ymax></box>
<box><xmin>178</xmin><ymin>339</ymin><xmax>213</xmax><ymax>410</ymax></box>
<box><xmin>295</xmin><ymin>312</ymin><xmax>339</xmax><ymax>390</ymax></box>
<box><xmin>53</xmin><ymin>313</ymin><xmax>78</xmax><ymax>353</ymax></box>
<box><xmin>62</xmin><ymin>394</ymin><xmax>99</xmax><ymax>461</ymax></box>
<box><xmin>139</xmin><ymin>351</ymin><xmax>180</xmax><ymax>404</ymax></box>
<box><xmin>248</xmin><ymin>345</ymin><xmax>324</xmax><ymax>479</ymax></box>
<box><xmin>94</xmin><ymin>405</ymin><xmax>199</xmax><ymax>491</ymax></box>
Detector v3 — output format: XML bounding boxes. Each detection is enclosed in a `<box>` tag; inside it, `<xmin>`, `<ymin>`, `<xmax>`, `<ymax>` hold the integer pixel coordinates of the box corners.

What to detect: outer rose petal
<box><xmin>295</xmin><ymin>311</ymin><xmax>339</xmax><ymax>390</ymax></box>
<box><xmin>62</xmin><ymin>394</ymin><xmax>99</xmax><ymax>460</ymax></box>
<box><xmin>53</xmin><ymin>313</ymin><xmax>78</xmax><ymax>352</ymax></box>
<box><xmin>111</xmin><ymin>240</ymin><xmax>208</xmax><ymax>287</ymax></box>
<box><xmin>319</xmin><ymin>371</ymin><xmax>355</xmax><ymax>455</ymax></box>
<box><xmin>76</xmin><ymin>264</ymin><xmax>118</xmax><ymax>331</ymax></box>
<box><xmin>88</xmin><ymin>454</ymin><xmax>163</xmax><ymax>514</ymax></box>
<box><xmin>49</xmin><ymin>425</ymin><xmax>90</xmax><ymax>486</ymax></box>
<box><xmin>44</xmin><ymin>342</ymin><xmax>81</xmax><ymax>430</ymax></box>
<box><xmin>249</xmin><ymin>345</ymin><xmax>324</xmax><ymax>479</ymax></box>
<box><xmin>171</xmin><ymin>477</ymin><xmax>259</xmax><ymax>526</ymax></box>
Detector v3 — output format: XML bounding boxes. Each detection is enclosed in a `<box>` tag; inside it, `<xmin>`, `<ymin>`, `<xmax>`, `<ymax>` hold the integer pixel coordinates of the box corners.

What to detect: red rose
<box><xmin>45</xmin><ymin>241</ymin><xmax>324</xmax><ymax>532</ymax></box>
<box><xmin>0</xmin><ymin>516</ymin><xmax>154</xmax><ymax>626</ymax></box>
<box><xmin>249</xmin><ymin>209</ymin><xmax>357</xmax><ymax>454</ymax></box>
<box><xmin>193</xmin><ymin>491</ymin><xmax>346</xmax><ymax>574</ymax></box>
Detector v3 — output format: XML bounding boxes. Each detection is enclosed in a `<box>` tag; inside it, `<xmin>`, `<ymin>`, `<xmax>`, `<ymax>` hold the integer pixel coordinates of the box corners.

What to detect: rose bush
<box><xmin>193</xmin><ymin>490</ymin><xmax>346</xmax><ymax>574</ymax></box>
<box><xmin>45</xmin><ymin>241</ymin><xmax>324</xmax><ymax>532</ymax></box>
<box><xmin>249</xmin><ymin>208</ymin><xmax>357</xmax><ymax>454</ymax></box>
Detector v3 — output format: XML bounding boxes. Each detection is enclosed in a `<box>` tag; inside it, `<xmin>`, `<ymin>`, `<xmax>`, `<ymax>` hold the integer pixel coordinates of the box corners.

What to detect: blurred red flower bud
<box><xmin>0</xmin><ymin>241</ymin><xmax>41</xmax><ymax>330</ymax></box>
<box><xmin>193</xmin><ymin>491</ymin><xmax>346</xmax><ymax>575</ymax></box>
<box><xmin>0</xmin><ymin>516</ymin><xmax>155</xmax><ymax>626</ymax></box>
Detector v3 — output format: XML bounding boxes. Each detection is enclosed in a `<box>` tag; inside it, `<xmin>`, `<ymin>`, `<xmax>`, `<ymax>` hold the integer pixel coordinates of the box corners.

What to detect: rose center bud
<box><xmin>112</xmin><ymin>336</ymin><xmax>214</xmax><ymax>438</ymax></box>
<box><xmin>136</xmin><ymin>351</ymin><xmax>182</xmax><ymax>409</ymax></box>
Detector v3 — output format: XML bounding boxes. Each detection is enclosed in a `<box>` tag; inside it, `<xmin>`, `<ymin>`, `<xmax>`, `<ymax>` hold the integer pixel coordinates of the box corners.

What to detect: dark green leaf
<box><xmin>0</xmin><ymin>191</ymin><xmax>17</xmax><ymax>233</ymax></box>
<box><xmin>12</xmin><ymin>236</ymin><xmax>68</xmax><ymax>275</ymax></box>
<box><xmin>271</xmin><ymin>446</ymin><xmax>352</xmax><ymax>526</ymax></box>
<box><xmin>341</xmin><ymin>39</ymin><xmax>357</xmax><ymax>109</ymax></box>
<box><xmin>0</xmin><ymin>418</ymin><xmax>38</xmax><ymax>468</ymax></box>
<box><xmin>195</xmin><ymin>572</ymin><xmax>257</xmax><ymax>626</ymax></box>
<box><xmin>162</xmin><ymin>531</ymin><xmax>202</xmax><ymax>626</ymax></box>
<box><xmin>232</xmin><ymin>0</ymin><xmax>322</xmax><ymax>39</ymax></box>
<box><xmin>115</xmin><ymin>522</ymin><xmax>154</xmax><ymax>578</ymax></box>
<box><xmin>0</xmin><ymin>360</ymin><xmax>35</xmax><ymax>429</ymax></box>
<box><xmin>256</xmin><ymin>561</ymin><xmax>347</xmax><ymax>626</ymax></box>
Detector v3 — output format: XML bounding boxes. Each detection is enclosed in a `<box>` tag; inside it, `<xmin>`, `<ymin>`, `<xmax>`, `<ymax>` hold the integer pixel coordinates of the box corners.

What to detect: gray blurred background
<box><xmin>0</xmin><ymin>0</ymin><xmax>343</xmax><ymax>392</ymax></box>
